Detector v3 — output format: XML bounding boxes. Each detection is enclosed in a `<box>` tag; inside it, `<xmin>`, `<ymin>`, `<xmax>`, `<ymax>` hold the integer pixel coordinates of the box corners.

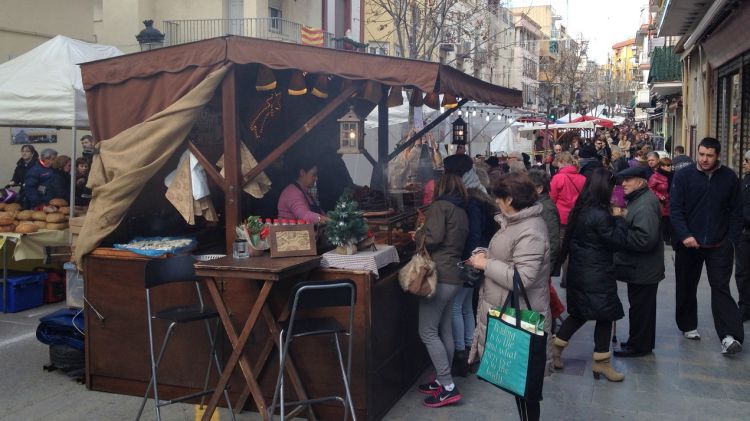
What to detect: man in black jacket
<box><xmin>735</xmin><ymin>151</ymin><xmax>750</xmax><ymax>320</ymax></box>
<box><xmin>670</xmin><ymin>137</ymin><xmax>743</xmax><ymax>355</ymax></box>
<box><xmin>614</xmin><ymin>166</ymin><xmax>665</xmax><ymax>357</ymax></box>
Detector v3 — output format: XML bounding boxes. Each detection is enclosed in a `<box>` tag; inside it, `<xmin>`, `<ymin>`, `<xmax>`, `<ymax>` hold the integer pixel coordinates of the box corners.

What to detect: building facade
<box><xmin>658</xmin><ymin>0</ymin><xmax>749</xmax><ymax>173</ymax></box>
<box><xmin>511</xmin><ymin>12</ymin><xmax>542</xmax><ymax>110</ymax></box>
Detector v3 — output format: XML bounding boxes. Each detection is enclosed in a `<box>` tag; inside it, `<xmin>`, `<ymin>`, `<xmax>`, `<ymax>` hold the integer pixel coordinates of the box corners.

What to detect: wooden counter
<box><xmin>84</xmin><ymin>248</ymin><xmax>427</xmax><ymax>420</ymax></box>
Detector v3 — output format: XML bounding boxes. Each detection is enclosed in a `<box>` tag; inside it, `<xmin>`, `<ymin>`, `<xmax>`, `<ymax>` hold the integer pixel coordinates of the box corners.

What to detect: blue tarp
<box><xmin>36</xmin><ymin>308</ymin><xmax>85</xmax><ymax>351</ymax></box>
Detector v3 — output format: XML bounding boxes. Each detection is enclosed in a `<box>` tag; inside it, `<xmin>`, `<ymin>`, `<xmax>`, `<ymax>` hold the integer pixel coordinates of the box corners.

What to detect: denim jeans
<box><xmin>451</xmin><ymin>287</ymin><xmax>475</xmax><ymax>350</ymax></box>
<box><xmin>419</xmin><ymin>283</ymin><xmax>461</xmax><ymax>385</ymax></box>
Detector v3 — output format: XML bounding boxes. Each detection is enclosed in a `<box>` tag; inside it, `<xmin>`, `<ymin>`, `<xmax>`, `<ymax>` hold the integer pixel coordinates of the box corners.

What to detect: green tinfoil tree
<box><xmin>325</xmin><ymin>192</ymin><xmax>368</xmax><ymax>247</ymax></box>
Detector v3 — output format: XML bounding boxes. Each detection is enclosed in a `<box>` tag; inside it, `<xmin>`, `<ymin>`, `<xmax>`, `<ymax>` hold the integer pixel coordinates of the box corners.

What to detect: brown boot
<box><xmin>552</xmin><ymin>336</ymin><xmax>567</xmax><ymax>370</ymax></box>
<box><xmin>592</xmin><ymin>351</ymin><xmax>624</xmax><ymax>382</ymax></box>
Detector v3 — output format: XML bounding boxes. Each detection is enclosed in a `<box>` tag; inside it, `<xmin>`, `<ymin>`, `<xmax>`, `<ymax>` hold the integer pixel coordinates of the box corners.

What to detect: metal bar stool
<box><xmin>135</xmin><ymin>255</ymin><xmax>236</xmax><ymax>421</ymax></box>
<box><xmin>268</xmin><ymin>280</ymin><xmax>357</xmax><ymax>421</ymax></box>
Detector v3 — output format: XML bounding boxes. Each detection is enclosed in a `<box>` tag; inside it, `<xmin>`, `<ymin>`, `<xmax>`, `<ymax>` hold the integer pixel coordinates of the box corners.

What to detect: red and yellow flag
<box><xmin>301</xmin><ymin>26</ymin><xmax>324</xmax><ymax>47</ymax></box>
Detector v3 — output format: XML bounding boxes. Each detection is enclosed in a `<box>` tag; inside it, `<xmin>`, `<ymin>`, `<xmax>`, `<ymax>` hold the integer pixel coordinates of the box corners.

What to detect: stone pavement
<box><xmin>1</xmin><ymin>247</ymin><xmax>749</xmax><ymax>420</ymax></box>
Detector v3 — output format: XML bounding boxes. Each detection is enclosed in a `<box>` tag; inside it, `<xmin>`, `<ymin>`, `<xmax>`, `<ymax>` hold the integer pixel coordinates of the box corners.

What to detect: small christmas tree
<box><xmin>326</xmin><ymin>192</ymin><xmax>368</xmax><ymax>254</ymax></box>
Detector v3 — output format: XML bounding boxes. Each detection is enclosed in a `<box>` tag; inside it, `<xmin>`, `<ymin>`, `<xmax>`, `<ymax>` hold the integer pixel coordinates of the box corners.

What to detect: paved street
<box><xmin>2</xmin><ymin>247</ymin><xmax>749</xmax><ymax>420</ymax></box>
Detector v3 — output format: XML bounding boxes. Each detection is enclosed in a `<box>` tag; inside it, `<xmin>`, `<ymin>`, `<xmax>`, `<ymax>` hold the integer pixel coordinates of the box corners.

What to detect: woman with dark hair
<box><xmin>467</xmin><ymin>172</ymin><xmax>551</xmax><ymax>421</ymax></box>
<box><xmin>648</xmin><ymin>157</ymin><xmax>673</xmax><ymax>244</ymax></box>
<box><xmin>277</xmin><ymin>160</ymin><xmax>327</xmax><ymax>224</ymax></box>
<box><xmin>551</xmin><ymin>167</ymin><xmax>626</xmax><ymax>382</ymax></box>
<box><xmin>49</xmin><ymin>155</ymin><xmax>72</xmax><ymax>201</ymax></box>
<box><xmin>415</xmin><ymin>173</ymin><xmax>469</xmax><ymax>408</ymax></box>
<box><xmin>10</xmin><ymin>144</ymin><xmax>38</xmax><ymax>186</ymax></box>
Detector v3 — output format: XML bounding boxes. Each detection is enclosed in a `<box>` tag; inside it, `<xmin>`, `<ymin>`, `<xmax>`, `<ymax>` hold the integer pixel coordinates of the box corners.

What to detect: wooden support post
<box><xmin>241</xmin><ymin>84</ymin><xmax>360</xmax><ymax>186</ymax></box>
<box><xmin>377</xmin><ymin>85</ymin><xmax>389</xmax><ymax>191</ymax></box>
<box><xmin>187</xmin><ymin>141</ymin><xmax>225</xmax><ymax>190</ymax></box>
<box><xmin>222</xmin><ymin>67</ymin><xmax>240</xmax><ymax>249</ymax></box>
<box><xmin>386</xmin><ymin>98</ymin><xmax>468</xmax><ymax>162</ymax></box>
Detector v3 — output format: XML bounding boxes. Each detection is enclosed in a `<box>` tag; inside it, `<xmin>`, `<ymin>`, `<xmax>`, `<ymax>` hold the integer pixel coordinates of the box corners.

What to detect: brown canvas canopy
<box><xmin>74</xmin><ymin>36</ymin><xmax>522</xmax><ymax>266</ymax></box>
<box><xmin>81</xmin><ymin>36</ymin><xmax>521</xmax><ymax>140</ymax></box>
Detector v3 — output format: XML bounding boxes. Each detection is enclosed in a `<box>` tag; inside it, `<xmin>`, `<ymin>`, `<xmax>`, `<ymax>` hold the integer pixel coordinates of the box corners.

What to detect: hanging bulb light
<box><xmin>409</xmin><ymin>88</ymin><xmax>424</xmax><ymax>107</ymax></box>
<box><xmin>423</xmin><ymin>92</ymin><xmax>440</xmax><ymax>110</ymax></box>
<box><xmin>386</xmin><ymin>86</ymin><xmax>403</xmax><ymax>107</ymax></box>
<box><xmin>288</xmin><ymin>70</ymin><xmax>307</xmax><ymax>96</ymax></box>
<box><xmin>441</xmin><ymin>93</ymin><xmax>458</xmax><ymax>109</ymax></box>
<box><xmin>311</xmin><ymin>74</ymin><xmax>329</xmax><ymax>99</ymax></box>
<box><xmin>360</xmin><ymin>81</ymin><xmax>383</xmax><ymax>104</ymax></box>
<box><xmin>255</xmin><ymin>65</ymin><xmax>277</xmax><ymax>92</ymax></box>
<box><xmin>472</xmin><ymin>110</ymin><xmax>477</xmax><ymax>117</ymax></box>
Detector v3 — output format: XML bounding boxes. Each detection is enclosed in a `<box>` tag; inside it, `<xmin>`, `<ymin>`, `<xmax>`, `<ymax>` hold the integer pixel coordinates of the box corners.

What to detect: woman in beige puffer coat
<box><xmin>467</xmin><ymin>172</ymin><xmax>551</xmax><ymax>421</ymax></box>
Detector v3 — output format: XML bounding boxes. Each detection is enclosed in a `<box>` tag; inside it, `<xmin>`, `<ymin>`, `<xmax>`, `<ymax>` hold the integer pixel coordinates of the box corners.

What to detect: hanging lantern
<box><xmin>386</xmin><ymin>86</ymin><xmax>403</xmax><ymax>107</ymax></box>
<box><xmin>409</xmin><ymin>89</ymin><xmax>424</xmax><ymax>107</ymax></box>
<box><xmin>311</xmin><ymin>74</ymin><xmax>329</xmax><ymax>99</ymax></box>
<box><xmin>255</xmin><ymin>65</ymin><xmax>277</xmax><ymax>92</ymax></box>
<box><xmin>423</xmin><ymin>92</ymin><xmax>440</xmax><ymax>110</ymax></box>
<box><xmin>288</xmin><ymin>70</ymin><xmax>307</xmax><ymax>96</ymax></box>
<box><xmin>337</xmin><ymin>105</ymin><xmax>364</xmax><ymax>154</ymax></box>
<box><xmin>441</xmin><ymin>93</ymin><xmax>458</xmax><ymax>109</ymax></box>
<box><xmin>452</xmin><ymin>116</ymin><xmax>467</xmax><ymax>145</ymax></box>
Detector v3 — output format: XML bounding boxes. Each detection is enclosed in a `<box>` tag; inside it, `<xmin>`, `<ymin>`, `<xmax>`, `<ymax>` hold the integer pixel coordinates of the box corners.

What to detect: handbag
<box><xmin>457</xmin><ymin>260</ymin><xmax>484</xmax><ymax>288</ymax></box>
<box><xmin>477</xmin><ymin>269</ymin><xmax>547</xmax><ymax>401</ymax></box>
<box><xmin>398</xmin><ymin>234</ymin><xmax>437</xmax><ymax>298</ymax></box>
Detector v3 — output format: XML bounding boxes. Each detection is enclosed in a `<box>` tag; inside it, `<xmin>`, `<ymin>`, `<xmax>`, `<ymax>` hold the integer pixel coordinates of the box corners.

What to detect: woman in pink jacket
<box><xmin>648</xmin><ymin>157</ymin><xmax>672</xmax><ymax>244</ymax></box>
<box><xmin>549</xmin><ymin>152</ymin><xmax>586</xmax><ymax>286</ymax></box>
<box><xmin>277</xmin><ymin>161</ymin><xmax>328</xmax><ymax>224</ymax></box>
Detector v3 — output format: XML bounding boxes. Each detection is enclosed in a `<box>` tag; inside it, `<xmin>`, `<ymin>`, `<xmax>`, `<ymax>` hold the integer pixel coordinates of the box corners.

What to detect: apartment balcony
<box><xmin>162</xmin><ymin>18</ymin><xmax>336</xmax><ymax>48</ymax></box>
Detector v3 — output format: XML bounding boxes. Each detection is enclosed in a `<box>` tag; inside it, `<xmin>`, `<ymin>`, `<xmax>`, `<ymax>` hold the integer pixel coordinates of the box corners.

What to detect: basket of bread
<box><xmin>0</xmin><ymin>198</ymin><xmax>70</xmax><ymax>234</ymax></box>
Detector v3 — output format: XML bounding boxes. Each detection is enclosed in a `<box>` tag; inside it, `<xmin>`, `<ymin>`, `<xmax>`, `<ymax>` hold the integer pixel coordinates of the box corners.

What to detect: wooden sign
<box><xmin>268</xmin><ymin>224</ymin><xmax>317</xmax><ymax>258</ymax></box>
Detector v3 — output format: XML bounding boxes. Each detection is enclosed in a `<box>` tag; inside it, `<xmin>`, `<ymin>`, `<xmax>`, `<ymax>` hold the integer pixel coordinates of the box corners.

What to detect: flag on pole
<box><xmin>301</xmin><ymin>26</ymin><xmax>324</xmax><ymax>47</ymax></box>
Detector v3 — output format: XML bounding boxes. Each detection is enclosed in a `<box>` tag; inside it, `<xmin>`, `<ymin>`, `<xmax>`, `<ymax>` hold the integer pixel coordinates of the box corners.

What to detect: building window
<box><xmin>269</xmin><ymin>7</ymin><xmax>282</xmax><ymax>32</ymax></box>
<box><xmin>368</xmin><ymin>42</ymin><xmax>388</xmax><ymax>55</ymax></box>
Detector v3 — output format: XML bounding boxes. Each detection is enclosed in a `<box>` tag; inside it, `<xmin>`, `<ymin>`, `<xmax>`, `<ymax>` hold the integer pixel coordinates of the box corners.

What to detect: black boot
<box><xmin>451</xmin><ymin>350</ymin><xmax>468</xmax><ymax>377</ymax></box>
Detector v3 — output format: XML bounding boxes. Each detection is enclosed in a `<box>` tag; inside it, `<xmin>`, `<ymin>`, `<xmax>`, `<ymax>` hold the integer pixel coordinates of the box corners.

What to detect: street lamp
<box><xmin>136</xmin><ymin>20</ymin><xmax>165</xmax><ymax>52</ymax></box>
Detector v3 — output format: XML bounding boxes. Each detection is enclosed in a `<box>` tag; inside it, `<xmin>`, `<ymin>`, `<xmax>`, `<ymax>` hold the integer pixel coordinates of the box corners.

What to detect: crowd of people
<box><xmin>6</xmin><ymin>135</ymin><xmax>95</xmax><ymax>209</ymax></box>
<box><xmin>411</xmin><ymin>123</ymin><xmax>750</xmax><ymax>421</ymax></box>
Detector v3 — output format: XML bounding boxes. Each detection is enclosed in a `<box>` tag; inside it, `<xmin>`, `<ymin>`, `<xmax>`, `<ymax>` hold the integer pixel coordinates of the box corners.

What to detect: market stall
<box><xmin>75</xmin><ymin>36</ymin><xmax>521</xmax><ymax>420</ymax></box>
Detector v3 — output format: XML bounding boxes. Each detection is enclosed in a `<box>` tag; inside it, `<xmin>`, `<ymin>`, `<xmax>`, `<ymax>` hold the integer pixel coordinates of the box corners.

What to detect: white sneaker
<box><xmin>683</xmin><ymin>329</ymin><xmax>701</xmax><ymax>340</ymax></box>
<box><xmin>721</xmin><ymin>336</ymin><xmax>742</xmax><ymax>355</ymax></box>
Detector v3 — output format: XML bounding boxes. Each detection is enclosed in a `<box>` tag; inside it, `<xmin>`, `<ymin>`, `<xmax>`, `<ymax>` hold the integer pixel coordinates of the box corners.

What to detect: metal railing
<box><xmin>162</xmin><ymin>18</ymin><xmax>335</xmax><ymax>48</ymax></box>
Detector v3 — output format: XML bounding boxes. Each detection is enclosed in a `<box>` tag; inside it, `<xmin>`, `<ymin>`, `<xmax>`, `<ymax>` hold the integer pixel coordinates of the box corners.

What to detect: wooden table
<box><xmin>194</xmin><ymin>254</ymin><xmax>321</xmax><ymax>421</ymax></box>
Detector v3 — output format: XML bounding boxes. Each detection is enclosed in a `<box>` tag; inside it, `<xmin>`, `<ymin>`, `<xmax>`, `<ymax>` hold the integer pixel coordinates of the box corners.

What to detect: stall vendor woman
<box><xmin>277</xmin><ymin>161</ymin><xmax>328</xmax><ymax>224</ymax></box>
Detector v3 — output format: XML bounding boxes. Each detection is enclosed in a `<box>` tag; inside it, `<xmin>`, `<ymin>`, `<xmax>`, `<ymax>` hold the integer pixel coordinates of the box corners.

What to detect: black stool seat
<box><xmin>282</xmin><ymin>317</ymin><xmax>345</xmax><ymax>338</ymax></box>
<box><xmin>155</xmin><ymin>305</ymin><xmax>218</xmax><ymax>323</ymax></box>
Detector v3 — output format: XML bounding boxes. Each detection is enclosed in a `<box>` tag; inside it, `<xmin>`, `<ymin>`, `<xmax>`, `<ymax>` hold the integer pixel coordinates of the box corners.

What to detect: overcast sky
<box><xmin>510</xmin><ymin>0</ymin><xmax>646</xmax><ymax>64</ymax></box>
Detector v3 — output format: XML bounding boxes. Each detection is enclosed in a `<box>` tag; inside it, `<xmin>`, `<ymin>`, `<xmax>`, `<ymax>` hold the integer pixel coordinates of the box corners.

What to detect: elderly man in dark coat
<box><xmin>614</xmin><ymin>165</ymin><xmax>665</xmax><ymax>357</ymax></box>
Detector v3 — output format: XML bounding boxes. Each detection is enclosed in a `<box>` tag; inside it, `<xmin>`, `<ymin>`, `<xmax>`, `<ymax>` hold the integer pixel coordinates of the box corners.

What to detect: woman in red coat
<box><xmin>648</xmin><ymin>157</ymin><xmax>672</xmax><ymax>244</ymax></box>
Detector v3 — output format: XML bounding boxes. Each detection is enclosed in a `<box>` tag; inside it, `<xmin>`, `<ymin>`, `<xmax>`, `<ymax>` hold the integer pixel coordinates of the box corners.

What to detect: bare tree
<box><xmin>537</xmin><ymin>36</ymin><xmax>596</xmax><ymax>117</ymax></box>
<box><xmin>367</xmin><ymin>0</ymin><xmax>459</xmax><ymax>61</ymax></box>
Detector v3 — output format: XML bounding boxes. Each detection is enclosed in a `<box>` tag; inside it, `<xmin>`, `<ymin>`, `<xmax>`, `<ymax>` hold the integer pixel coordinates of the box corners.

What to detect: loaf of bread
<box><xmin>0</xmin><ymin>215</ymin><xmax>14</xmax><ymax>226</ymax></box>
<box><xmin>49</xmin><ymin>198</ymin><xmax>68</xmax><ymax>207</ymax></box>
<box><xmin>58</xmin><ymin>206</ymin><xmax>70</xmax><ymax>215</ymax></box>
<box><xmin>15</xmin><ymin>222</ymin><xmax>39</xmax><ymax>234</ymax></box>
<box><xmin>0</xmin><ymin>203</ymin><xmax>5</xmax><ymax>210</ymax></box>
<box><xmin>32</xmin><ymin>211</ymin><xmax>47</xmax><ymax>221</ymax></box>
<box><xmin>46</xmin><ymin>222</ymin><xmax>68</xmax><ymax>230</ymax></box>
<box><xmin>43</xmin><ymin>205</ymin><xmax>58</xmax><ymax>214</ymax></box>
<box><xmin>46</xmin><ymin>213</ymin><xmax>67</xmax><ymax>223</ymax></box>
<box><xmin>33</xmin><ymin>221</ymin><xmax>47</xmax><ymax>229</ymax></box>
<box><xmin>0</xmin><ymin>224</ymin><xmax>15</xmax><ymax>233</ymax></box>
<box><xmin>5</xmin><ymin>203</ymin><xmax>21</xmax><ymax>212</ymax></box>
<box><xmin>16</xmin><ymin>210</ymin><xmax>33</xmax><ymax>221</ymax></box>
